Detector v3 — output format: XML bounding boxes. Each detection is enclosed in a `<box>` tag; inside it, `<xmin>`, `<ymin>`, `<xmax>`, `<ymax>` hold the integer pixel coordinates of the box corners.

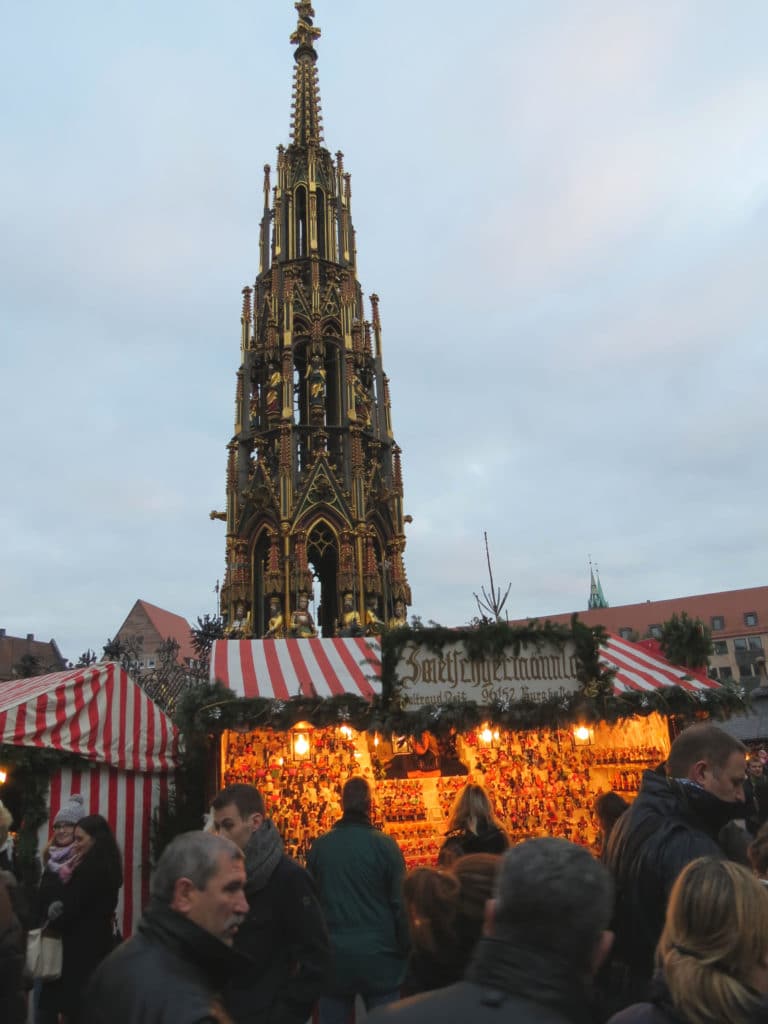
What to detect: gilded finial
<box><xmin>291</xmin><ymin>2</ymin><xmax>321</xmax><ymax>57</ymax></box>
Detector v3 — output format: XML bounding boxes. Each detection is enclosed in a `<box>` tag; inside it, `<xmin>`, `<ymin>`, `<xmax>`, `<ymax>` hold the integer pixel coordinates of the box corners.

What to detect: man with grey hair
<box><xmin>370</xmin><ymin>838</ymin><xmax>614</xmax><ymax>1024</ymax></box>
<box><xmin>82</xmin><ymin>831</ymin><xmax>249</xmax><ymax>1024</ymax></box>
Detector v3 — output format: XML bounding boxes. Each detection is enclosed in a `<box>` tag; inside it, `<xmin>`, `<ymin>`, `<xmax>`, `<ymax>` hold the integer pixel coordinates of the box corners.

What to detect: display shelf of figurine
<box><xmin>218</xmin><ymin>710</ymin><xmax>670</xmax><ymax>866</ymax></box>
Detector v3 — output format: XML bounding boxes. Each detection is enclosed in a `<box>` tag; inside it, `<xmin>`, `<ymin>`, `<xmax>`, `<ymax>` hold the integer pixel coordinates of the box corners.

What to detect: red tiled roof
<box><xmin>119</xmin><ymin>600</ymin><xmax>196</xmax><ymax>664</ymax></box>
<box><xmin>510</xmin><ymin>586</ymin><xmax>768</xmax><ymax>640</ymax></box>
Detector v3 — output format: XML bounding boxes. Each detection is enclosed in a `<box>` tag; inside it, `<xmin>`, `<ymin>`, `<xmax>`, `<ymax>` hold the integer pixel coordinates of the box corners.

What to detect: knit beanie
<box><xmin>54</xmin><ymin>794</ymin><xmax>85</xmax><ymax>826</ymax></box>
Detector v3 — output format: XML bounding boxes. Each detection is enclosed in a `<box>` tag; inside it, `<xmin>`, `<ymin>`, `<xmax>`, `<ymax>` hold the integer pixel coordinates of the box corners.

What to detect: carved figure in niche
<box><xmin>353</xmin><ymin>375</ymin><xmax>372</xmax><ymax>428</ymax></box>
<box><xmin>387</xmin><ymin>598</ymin><xmax>407</xmax><ymax>629</ymax></box>
<box><xmin>265</xmin><ymin>365</ymin><xmax>281</xmax><ymax>419</ymax></box>
<box><xmin>226</xmin><ymin>600</ymin><xmax>252</xmax><ymax>638</ymax></box>
<box><xmin>264</xmin><ymin>597</ymin><xmax>284</xmax><ymax>638</ymax></box>
<box><xmin>364</xmin><ymin>595</ymin><xmax>384</xmax><ymax>636</ymax></box>
<box><xmin>337</xmin><ymin>592</ymin><xmax>363</xmax><ymax>637</ymax></box>
<box><xmin>306</xmin><ymin>354</ymin><xmax>326</xmax><ymax>406</ymax></box>
<box><xmin>290</xmin><ymin>591</ymin><xmax>317</xmax><ymax>638</ymax></box>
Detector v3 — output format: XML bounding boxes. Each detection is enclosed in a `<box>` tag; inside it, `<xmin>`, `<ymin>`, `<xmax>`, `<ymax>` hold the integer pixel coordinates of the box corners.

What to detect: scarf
<box><xmin>244</xmin><ymin>819</ymin><xmax>284</xmax><ymax>890</ymax></box>
<box><xmin>47</xmin><ymin>843</ymin><xmax>76</xmax><ymax>882</ymax></box>
<box><xmin>675</xmin><ymin>779</ymin><xmax>747</xmax><ymax>834</ymax></box>
<box><xmin>465</xmin><ymin>936</ymin><xmax>597</xmax><ymax>1024</ymax></box>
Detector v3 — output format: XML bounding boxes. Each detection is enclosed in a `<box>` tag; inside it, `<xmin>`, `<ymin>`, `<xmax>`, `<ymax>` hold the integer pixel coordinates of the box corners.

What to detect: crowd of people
<box><xmin>3</xmin><ymin>721</ymin><xmax>768</xmax><ymax>1024</ymax></box>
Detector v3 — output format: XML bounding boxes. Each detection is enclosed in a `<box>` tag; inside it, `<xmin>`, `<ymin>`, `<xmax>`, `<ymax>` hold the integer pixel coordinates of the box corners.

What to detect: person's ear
<box><xmin>171</xmin><ymin>877</ymin><xmax>197</xmax><ymax>914</ymax></box>
<box><xmin>590</xmin><ymin>930</ymin><xmax>614</xmax><ymax>976</ymax></box>
<box><xmin>482</xmin><ymin>898</ymin><xmax>496</xmax><ymax>937</ymax></box>
<box><xmin>250</xmin><ymin>812</ymin><xmax>264</xmax><ymax>832</ymax></box>
<box><xmin>689</xmin><ymin>760</ymin><xmax>708</xmax><ymax>786</ymax></box>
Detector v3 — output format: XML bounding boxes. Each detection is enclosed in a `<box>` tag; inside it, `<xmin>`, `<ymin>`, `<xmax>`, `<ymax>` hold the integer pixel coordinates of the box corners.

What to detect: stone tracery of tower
<box><xmin>217</xmin><ymin>2</ymin><xmax>411</xmax><ymax>639</ymax></box>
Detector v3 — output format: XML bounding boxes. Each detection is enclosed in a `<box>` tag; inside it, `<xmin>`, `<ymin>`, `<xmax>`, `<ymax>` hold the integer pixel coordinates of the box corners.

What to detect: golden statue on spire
<box><xmin>291</xmin><ymin>2</ymin><xmax>321</xmax><ymax>50</ymax></box>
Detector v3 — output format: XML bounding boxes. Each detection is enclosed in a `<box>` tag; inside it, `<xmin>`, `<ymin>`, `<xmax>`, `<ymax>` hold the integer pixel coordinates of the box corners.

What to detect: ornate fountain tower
<box><xmin>216</xmin><ymin>2</ymin><xmax>411</xmax><ymax>638</ymax></box>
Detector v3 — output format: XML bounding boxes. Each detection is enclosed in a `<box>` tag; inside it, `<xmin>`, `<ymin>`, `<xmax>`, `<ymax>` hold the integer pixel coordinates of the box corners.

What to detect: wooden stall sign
<box><xmin>396</xmin><ymin>640</ymin><xmax>580</xmax><ymax>708</ymax></box>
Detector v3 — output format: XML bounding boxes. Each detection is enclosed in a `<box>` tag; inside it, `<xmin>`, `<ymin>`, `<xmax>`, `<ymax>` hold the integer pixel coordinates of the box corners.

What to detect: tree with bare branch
<box><xmin>473</xmin><ymin>532</ymin><xmax>512</xmax><ymax>623</ymax></box>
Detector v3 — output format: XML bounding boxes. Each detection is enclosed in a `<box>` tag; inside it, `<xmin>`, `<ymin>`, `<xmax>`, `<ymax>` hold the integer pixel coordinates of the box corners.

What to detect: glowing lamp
<box><xmin>0</xmin><ymin>769</ymin><xmax>6</xmax><ymax>785</ymax></box>
<box><xmin>480</xmin><ymin>727</ymin><xmax>493</xmax><ymax>745</ymax></box>
<box><xmin>573</xmin><ymin>726</ymin><xmax>594</xmax><ymax>746</ymax></box>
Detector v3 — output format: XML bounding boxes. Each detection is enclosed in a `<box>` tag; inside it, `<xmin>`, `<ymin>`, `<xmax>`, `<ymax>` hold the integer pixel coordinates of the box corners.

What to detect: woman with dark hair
<box><xmin>401</xmin><ymin>854</ymin><xmax>500</xmax><ymax>996</ymax></box>
<box><xmin>43</xmin><ymin>814</ymin><xmax>122</xmax><ymax>1024</ymax></box>
<box><xmin>594</xmin><ymin>791</ymin><xmax>629</xmax><ymax>860</ymax></box>
<box><xmin>438</xmin><ymin>784</ymin><xmax>508</xmax><ymax>864</ymax></box>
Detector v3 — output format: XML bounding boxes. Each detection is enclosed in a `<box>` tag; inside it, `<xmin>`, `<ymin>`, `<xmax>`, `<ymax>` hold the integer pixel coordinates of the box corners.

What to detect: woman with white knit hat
<box><xmin>36</xmin><ymin>793</ymin><xmax>84</xmax><ymax>1024</ymax></box>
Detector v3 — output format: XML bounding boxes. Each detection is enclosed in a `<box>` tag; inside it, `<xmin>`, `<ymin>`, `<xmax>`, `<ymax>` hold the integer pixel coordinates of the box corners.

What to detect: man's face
<box><xmin>174</xmin><ymin>852</ymin><xmax>248</xmax><ymax>945</ymax></box>
<box><xmin>212</xmin><ymin>802</ymin><xmax>262</xmax><ymax>852</ymax></box>
<box><xmin>700</xmin><ymin>751</ymin><xmax>747</xmax><ymax>803</ymax></box>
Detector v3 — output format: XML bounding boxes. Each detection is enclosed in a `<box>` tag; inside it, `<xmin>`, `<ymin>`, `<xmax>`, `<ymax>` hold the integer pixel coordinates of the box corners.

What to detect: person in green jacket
<box><xmin>307</xmin><ymin>776</ymin><xmax>409</xmax><ymax>1024</ymax></box>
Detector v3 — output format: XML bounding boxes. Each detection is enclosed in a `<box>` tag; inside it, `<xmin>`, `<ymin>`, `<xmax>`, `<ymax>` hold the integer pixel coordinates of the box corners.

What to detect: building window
<box><xmin>713</xmin><ymin>640</ymin><xmax>728</xmax><ymax>656</ymax></box>
<box><xmin>147</xmin><ymin>659</ymin><xmax>156</xmax><ymax>668</ymax></box>
<box><xmin>740</xmin><ymin>664</ymin><xmax>753</xmax><ymax>679</ymax></box>
<box><xmin>618</xmin><ymin>627</ymin><xmax>633</xmax><ymax>640</ymax></box>
<box><xmin>749</xmin><ymin>636</ymin><xmax>763</xmax><ymax>651</ymax></box>
<box><xmin>708</xmin><ymin>667</ymin><xmax>718</xmax><ymax>680</ymax></box>
<box><xmin>719</xmin><ymin>665</ymin><xmax>733</xmax><ymax>680</ymax></box>
<box><xmin>734</xmin><ymin>637</ymin><xmax>748</xmax><ymax>652</ymax></box>
<box><xmin>745</xmin><ymin>612</ymin><xmax>759</xmax><ymax>627</ymax></box>
<box><xmin>711</xmin><ymin>615</ymin><xmax>725</xmax><ymax>631</ymax></box>
<box><xmin>649</xmin><ymin>624</ymin><xmax>662</xmax><ymax>640</ymax></box>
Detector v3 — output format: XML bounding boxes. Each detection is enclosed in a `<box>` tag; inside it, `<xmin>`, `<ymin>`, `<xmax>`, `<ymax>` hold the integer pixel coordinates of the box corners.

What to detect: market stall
<box><xmin>0</xmin><ymin>662</ymin><xmax>179</xmax><ymax>935</ymax></box>
<box><xmin>202</xmin><ymin>624</ymin><xmax>738</xmax><ymax>867</ymax></box>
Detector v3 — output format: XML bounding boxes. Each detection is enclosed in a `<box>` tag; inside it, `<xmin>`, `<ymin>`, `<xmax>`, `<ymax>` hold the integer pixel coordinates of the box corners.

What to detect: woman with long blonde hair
<box><xmin>438</xmin><ymin>784</ymin><xmax>508</xmax><ymax>864</ymax></box>
<box><xmin>608</xmin><ymin>856</ymin><xmax>768</xmax><ymax>1024</ymax></box>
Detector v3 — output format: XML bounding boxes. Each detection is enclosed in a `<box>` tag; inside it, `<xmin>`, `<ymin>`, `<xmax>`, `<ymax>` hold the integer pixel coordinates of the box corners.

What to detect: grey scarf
<box><xmin>244</xmin><ymin>819</ymin><xmax>284</xmax><ymax>890</ymax></box>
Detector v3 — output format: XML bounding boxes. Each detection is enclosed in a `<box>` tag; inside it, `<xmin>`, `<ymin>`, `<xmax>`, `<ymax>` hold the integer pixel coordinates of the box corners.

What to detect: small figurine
<box><xmin>337</xmin><ymin>592</ymin><xmax>363</xmax><ymax>637</ymax></box>
<box><xmin>290</xmin><ymin>591</ymin><xmax>317</xmax><ymax>638</ymax></box>
<box><xmin>264</xmin><ymin>597</ymin><xmax>285</xmax><ymax>638</ymax></box>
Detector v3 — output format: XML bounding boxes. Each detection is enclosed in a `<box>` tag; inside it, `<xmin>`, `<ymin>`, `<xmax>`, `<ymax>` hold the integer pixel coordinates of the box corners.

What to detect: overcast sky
<box><xmin>3</xmin><ymin>1</ymin><xmax>767</xmax><ymax>662</ymax></box>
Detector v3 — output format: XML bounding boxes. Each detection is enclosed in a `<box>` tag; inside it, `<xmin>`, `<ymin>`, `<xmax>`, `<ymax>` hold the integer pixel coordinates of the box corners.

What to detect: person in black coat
<box><xmin>438</xmin><ymin>784</ymin><xmax>508</xmax><ymax>866</ymax></box>
<box><xmin>370</xmin><ymin>838</ymin><xmax>614</xmax><ymax>1024</ymax></box>
<box><xmin>608</xmin><ymin>857</ymin><xmax>768</xmax><ymax>1024</ymax></box>
<box><xmin>0</xmin><ymin>872</ymin><xmax>27</xmax><ymax>1024</ymax></box>
<box><xmin>212</xmin><ymin>783</ymin><xmax>330</xmax><ymax>1024</ymax></box>
<box><xmin>83</xmin><ymin>831</ymin><xmax>250</xmax><ymax>1024</ymax></box>
<box><xmin>45</xmin><ymin>814</ymin><xmax>122</xmax><ymax>1024</ymax></box>
<box><xmin>602</xmin><ymin>724</ymin><xmax>748</xmax><ymax>1010</ymax></box>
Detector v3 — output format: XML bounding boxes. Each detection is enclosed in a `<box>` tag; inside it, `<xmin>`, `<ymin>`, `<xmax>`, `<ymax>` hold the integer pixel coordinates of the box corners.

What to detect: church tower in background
<box><xmin>216</xmin><ymin>2</ymin><xmax>411</xmax><ymax>639</ymax></box>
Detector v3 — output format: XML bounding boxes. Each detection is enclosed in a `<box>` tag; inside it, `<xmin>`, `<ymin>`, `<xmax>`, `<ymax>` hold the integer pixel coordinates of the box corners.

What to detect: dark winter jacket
<box><xmin>83</xmin><ymin>902</ymin><xmax>246</xmax><ymax>1024</ymax></box>
<box><xmin>440</xmin><ymin>824</ymin><xmax>509</xmax><ymax>860</ymax></box>
<box><xmin>225</xmin><ymin>821</ymin><xmax>329</xmax><ymax>1024</ymax></box>
<box><xmin>370</xmin><ymin>936</ymin><xmax>601</xmax><ymax>1024</ymax></box>
<box><xmin>0</xmin><ymin>876</ymin><xmax>27</xmax><ymax>1024</ymax></box>
<box><xmin>603</xmin><ymin>770</ymin><xmax>743</xmax><ymax>1000</ymax></box>
<box><xmin>46</xmin><ymin>851</ymin><xmax>121</xmax><ymax>1020</ymax></box>
<box><xmin>607</xmin><ymin>972</ymin><xmax>768</xmax><ymax>1024</ymax></box>
<box><xmin>307</xmin><ymin>811</ymin><xmax>409</xmax><ymax>996</ymax></box>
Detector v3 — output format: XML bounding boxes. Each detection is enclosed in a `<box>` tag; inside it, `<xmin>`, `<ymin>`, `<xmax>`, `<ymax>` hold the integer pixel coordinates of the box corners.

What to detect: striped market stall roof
<box><xmin>210</xmin><ymin>637</ymin><xmax>381</xmax><ymax>699</ymax></box>
<box><xmin>0</xmin><ymin>662</ymin><xmax>179</xmax><ymax>937</ymax></box>
<box><xmin>212</xmin><ymin>634</ymin><xmax>717</xmax><ymax>700</ymax></box>
<box><xmin>601</xmin><ymin>634</ymin><xmax>719</xmax><ymax>694</ymax></box>
<box><xmin>0</xmin><ymin>662</ymin><xmax>179</xmax><ymax>772</ymax></box>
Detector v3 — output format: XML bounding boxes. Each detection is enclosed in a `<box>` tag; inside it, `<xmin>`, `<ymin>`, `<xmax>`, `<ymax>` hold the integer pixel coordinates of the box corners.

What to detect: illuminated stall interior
<box><xmin>220</xmin><ymin>712</ymin><xmax>670</xmax><ymax>868</ymax></box>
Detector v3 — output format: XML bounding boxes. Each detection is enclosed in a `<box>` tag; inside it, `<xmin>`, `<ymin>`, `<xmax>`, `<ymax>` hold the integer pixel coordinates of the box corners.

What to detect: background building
<box><xmin>510</xmin><ymin>585</ymin><xmax>768</xmax><ymax>689</ymax></box>
<box><xmin>112</xmin><ymin>599</ymin><xmax>196</xmax><ymax>671</ymax></box>
<box><xmin>0</xmin><ymin>629</ymin><xmax>67</xmax><ymax>681</ymax></box>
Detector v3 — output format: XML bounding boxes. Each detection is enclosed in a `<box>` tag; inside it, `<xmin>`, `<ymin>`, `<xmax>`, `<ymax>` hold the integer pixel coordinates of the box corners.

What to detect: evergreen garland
<box><xmin>173</xmin><ymin>619</ymin><xmax>746</xmax><ymax>739</ymax></box>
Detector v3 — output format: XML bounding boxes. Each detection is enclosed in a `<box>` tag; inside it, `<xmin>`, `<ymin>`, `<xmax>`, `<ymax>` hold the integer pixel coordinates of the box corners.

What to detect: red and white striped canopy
<box><xmin>211</xmin><ymin>638</ymin><xmax>381</xmax><ymax>699</ymax></box>
<box><xmin>0</xmin><ymin>662</ymin><xmax>179</xmax><ymax>772</ymax></box>
<box><xmin>601</xmin><ymin>634</ymin><xmax>719</xmax><ymax>694</ymax></box>
<box><xmin>212</xmin><ymin>635</ymin><xmax>718</xmax><ymax>701</ymax></box>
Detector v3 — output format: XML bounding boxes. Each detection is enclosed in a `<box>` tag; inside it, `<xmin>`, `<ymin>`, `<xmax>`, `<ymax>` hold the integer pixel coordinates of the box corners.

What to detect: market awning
<box><xmin>601</xmin><ymin>634</ymin><xmax>719</xmax><ymax>694</ymax></box>
<box><xmin>0</xmin><ymin>662</ymin><xmax>179</xmax><ymax>772</ymax></box>
<box><xmin>210</xmin><ymin>637</ymin><xmax>381</xmax><ymax>699</ymax></box>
